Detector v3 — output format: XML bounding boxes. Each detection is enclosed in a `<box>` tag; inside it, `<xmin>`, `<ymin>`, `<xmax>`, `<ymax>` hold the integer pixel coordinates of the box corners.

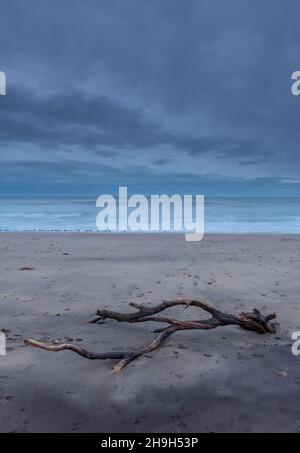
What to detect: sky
<box><xmin>0</xmin><ymin>0</ymin><xmax>300</xmax><ymax>197</ymax></box>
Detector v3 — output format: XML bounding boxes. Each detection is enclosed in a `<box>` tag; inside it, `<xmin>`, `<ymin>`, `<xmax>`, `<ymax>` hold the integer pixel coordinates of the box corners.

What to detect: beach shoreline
<box><xmin>1</xmin><ymin>233</ymin><xmax>299</xmax><ymax>432</ymax></box>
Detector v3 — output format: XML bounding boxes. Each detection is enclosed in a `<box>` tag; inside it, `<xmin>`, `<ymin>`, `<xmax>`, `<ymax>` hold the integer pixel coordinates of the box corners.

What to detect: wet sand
<box><xmin>0</xmin><ymin>233</ymin><xmax>299</xmax><ymax>432</ymax></box>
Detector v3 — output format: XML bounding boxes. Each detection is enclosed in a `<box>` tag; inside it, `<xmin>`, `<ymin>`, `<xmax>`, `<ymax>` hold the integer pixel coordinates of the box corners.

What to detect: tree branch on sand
<box><xmin>24</xmin><ymin>299</ymin><xmax>278</xmax><ymax>373</ymax></box>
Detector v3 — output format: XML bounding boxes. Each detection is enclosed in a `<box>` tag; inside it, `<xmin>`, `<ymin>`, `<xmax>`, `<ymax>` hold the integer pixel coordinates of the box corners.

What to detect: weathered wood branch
<box><xmin>90</xmin><ymin>299</ymin><xmax>220</xmax><ymax>324</ymax></box>
<box><xmin>24</xmin><ymin>299</ymin><xmax>278</xmax><ymax>373</ymax></box>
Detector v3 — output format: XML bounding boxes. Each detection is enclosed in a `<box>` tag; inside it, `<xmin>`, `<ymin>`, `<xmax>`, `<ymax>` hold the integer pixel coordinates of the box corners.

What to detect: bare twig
<box><xmin>25</xmin><ymin>299</ymin><xmax>278</xmax><ymax>372</ymax></box>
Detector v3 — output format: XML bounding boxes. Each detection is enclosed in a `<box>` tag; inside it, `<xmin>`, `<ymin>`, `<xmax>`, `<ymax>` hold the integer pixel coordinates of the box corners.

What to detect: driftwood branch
<box><xmin>25</xmin><ymin>299</ymin><xmax>278</xmax><ymax>373</ymax></box>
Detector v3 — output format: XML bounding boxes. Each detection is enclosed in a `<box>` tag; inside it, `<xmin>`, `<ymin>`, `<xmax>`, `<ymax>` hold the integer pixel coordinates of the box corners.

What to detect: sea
<box><xmin>0</xmin><ymin>197</ymin><xmax>299</xmax><ymax>233</ymax></box>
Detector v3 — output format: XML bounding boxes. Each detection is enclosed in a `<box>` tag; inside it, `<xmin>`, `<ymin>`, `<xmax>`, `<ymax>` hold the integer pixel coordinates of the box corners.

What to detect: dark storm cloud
<box><xmin>0</xmin><ymin>86</ymin><xmax>241</xmax><ymax>154</ymax></box>
<box><xmin>153</xmin><ymin>158</ymin><xmax>172</xmax><ymax>166</ymax></box>
<box><xmin>0</xmin><ymin>87</ymin><xmax>166</xmax><ymax>150</ymax></box>
<box><xmin>0</xmin><ymin>0</ymin><xmax>300</xmax><ymax>194</ymax></box>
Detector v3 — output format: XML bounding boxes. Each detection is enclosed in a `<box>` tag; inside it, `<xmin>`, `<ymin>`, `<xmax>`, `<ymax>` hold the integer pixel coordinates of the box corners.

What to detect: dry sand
<box><xmin>0</xmin><ymin>233</ymin><xmax>300</xmax><ymax>433</ymax></box>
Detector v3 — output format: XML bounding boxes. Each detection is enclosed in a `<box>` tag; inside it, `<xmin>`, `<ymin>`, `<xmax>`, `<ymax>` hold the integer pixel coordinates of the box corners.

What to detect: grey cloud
<box><xmin>0</xmin><ymin>0</ymin><xmax>300</xmax><ymax>194</ymax></box>
<box><xmin>0</xmin><ymin>86</ymin><xmax>243</xmax><ymax>157</ymax></box>
<box><xmin>153</xmin><ymin>158</ymin><xmax>172</xmax><ymax>166</ymax></box>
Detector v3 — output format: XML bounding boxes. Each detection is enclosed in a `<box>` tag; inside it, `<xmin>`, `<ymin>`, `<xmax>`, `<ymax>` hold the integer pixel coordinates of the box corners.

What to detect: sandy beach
<box><xmin>0</xmin><ymin>232</ymin><xmax>300</xmax><ymax>433</ymax></box>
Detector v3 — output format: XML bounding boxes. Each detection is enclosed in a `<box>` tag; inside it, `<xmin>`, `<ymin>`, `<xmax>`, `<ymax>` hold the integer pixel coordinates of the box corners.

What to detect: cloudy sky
<box><xmin>0</xmin><ymin>0</ymin><xmax>300</xmax><ymax>196</ymax></box>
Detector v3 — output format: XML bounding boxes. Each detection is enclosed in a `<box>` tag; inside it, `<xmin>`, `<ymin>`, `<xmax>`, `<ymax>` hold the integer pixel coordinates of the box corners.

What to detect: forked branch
<box><xmin>25</xmin><ymin>299</ymin><xmax>278</xmax><ymax>373</ymax></box>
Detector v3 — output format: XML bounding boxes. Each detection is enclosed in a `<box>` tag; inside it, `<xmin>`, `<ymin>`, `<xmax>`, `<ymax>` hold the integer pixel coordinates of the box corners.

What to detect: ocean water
<box><xmin>0</xmin><ymin>197</ymin><xmax>299</xmax><ymax>233</ymax></box>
